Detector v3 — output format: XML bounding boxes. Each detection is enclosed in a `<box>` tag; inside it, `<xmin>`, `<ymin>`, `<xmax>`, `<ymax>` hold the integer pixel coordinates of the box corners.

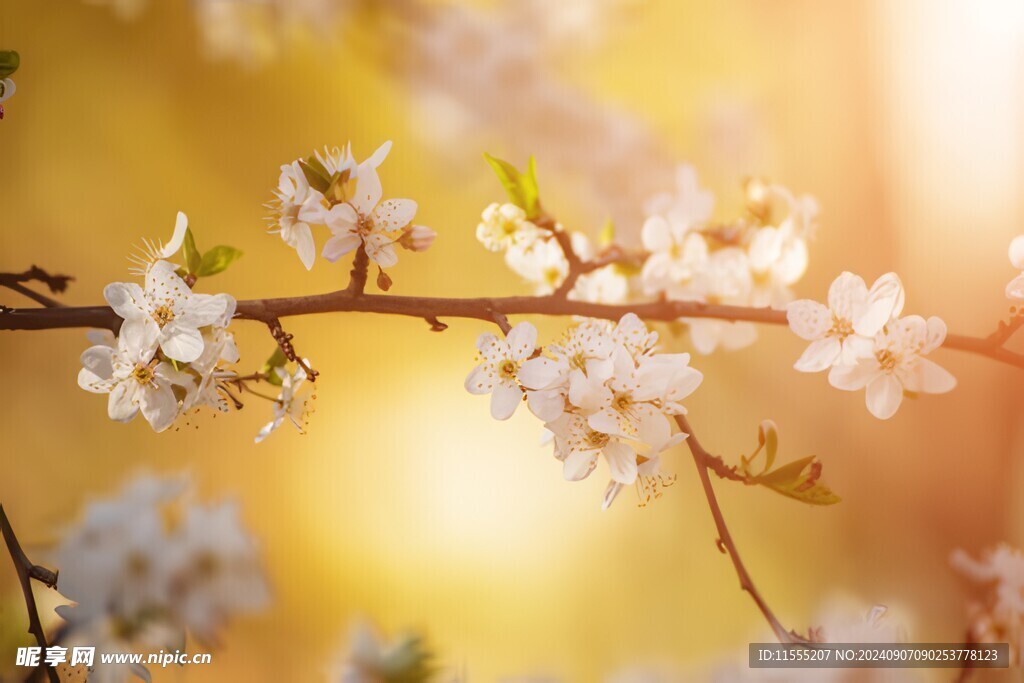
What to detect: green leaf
<box><xmin>754</xmin><ymin>457</ymin><xmax>841</xmax><ymax>506</ymax></box>
<box><xmin>483</xmin><ymin>153</ymin><xmax>541</xmax><ymax>218</ymax></box>
<box><xmin>182</xmin><ymin>228</ymin><xmax>202</xmax><ymax>275</ymax></box>
<box><xmin>756</xmin><ymin>455</ymin><xmax>816</xmax><ymax>486</ymax></box>
<box><xmin>196</xmin><ymin>245</ymin><xmax>243</xmax><ymax>277</ymax></box>
<box><xmin>0</xmin><ymin>51</ymin><xmax>19</xmax><ymax>79</ymax></box>
<box><xmin>757</xmin><ymin>419</ymin><xmax>779</xmax><ymax>472</ymax></box>
<box><xmin>299</xmin><ymin>157</ymin><xmax>331</xmax><ymax>195</ymax></box>
<box><xmin>260</xmin><ymin>348</ymin><xmax>287</xmax><ymax>386</ymax></box>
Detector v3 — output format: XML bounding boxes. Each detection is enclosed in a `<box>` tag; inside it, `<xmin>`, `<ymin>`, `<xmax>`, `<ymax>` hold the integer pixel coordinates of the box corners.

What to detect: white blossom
<box><xmin>1007</xmin><ymin>235</ymin><xmax>1024</xmax><ymax>300</ymax></box>
<box><xmin>464</xmin><ymin>322</ymin><xmax>537</xmax><ymax>420</ymax></box>
<box><xmin>828</xmin><ymin>315</ymin><xmax>955</xmax><ymax>419</ymax></box>
<box><xmin>336</xmin><ymin>621</ymin><xmax>433</xmax><ymax>683</ymax></box>
<box><xmin>129</xmin><ymin>211</ymin><xmax>190</xmax><ymax>275</ymax></box>
<box><xmin>952</xmin><ymin>544</ymin><xmax>1024</xmax><ymax>663</ymax></box>
<box><xmin>643</xmin><ymin>164</ymin><xmax>714</xmax><ymax>233</ymax></box>
<box><xmin>268</xmin><ymin>161</ymin><xmax>325</xmax><ymax>270</ymax></box>
<box><xmin>104</xmin><ymin>259</ymin><xmax>235</xmax><ymax>363</ymax></box>
<box><xmin>787</xmin><ymin>272</ymin><xmax>905</xmax><ymax>372</ymax></box>
<box><xmin>640</xmin><ymin>216</ymin><xmax>709</xmax><ymax>297</ymax></box>
<box><xmin>476</xmin><ymin>202</ymin><xmax>540</xmax><ymax>252</ymax></box>
<box><xmin>505</xmin><ymin>238</ymin><xmax>569</xmax><ymax>295</ymax></box>
<box><xmin>254</xmin><ymin>363</ymin><xmax>311</xmax><ymax>443</ymax></box>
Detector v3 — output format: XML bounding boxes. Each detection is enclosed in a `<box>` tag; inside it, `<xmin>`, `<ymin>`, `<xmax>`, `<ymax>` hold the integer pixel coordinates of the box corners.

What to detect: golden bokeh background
<box><xmin>2</xmin><ymin>1</ymin><xmax>1023</xmax><ymax>680</ymax></box>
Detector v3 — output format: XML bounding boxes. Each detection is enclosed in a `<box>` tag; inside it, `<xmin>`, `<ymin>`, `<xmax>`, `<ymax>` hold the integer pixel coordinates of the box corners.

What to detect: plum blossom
<box><xmin>477</xmin><ymin>202</ymin><xmax>540</xmax><ymax>252</ymax></box>
<box><xmin>128</xmin><ymin>211</ymin><xmax>190</xmax><ymax>275</ymax></box>
<box><xmin>787</xmin><ymin>272</ymin><xmax>905</xmax><ymax>373</ymax></box>
<box><xmin>465</xmin><ymin>322</ymin><xmax>537</xmax><ymax>420</ymax></box>
<box><xmin>78</xmin><ymin>333</ymin><xmax>195</xmax><ymax>433</ymax></box>
<box><xmin>336</xmin><ymin>621</ymin><xmax>434</xmax><ymax>683</ymax></box>
<box><xmin>468</xmin><ymin>314</ymin><xmax>701</xmax><ymax>508</ymax></box>
<box><xmin>254</xmin><ymin>363</ymin><xmax>311</xmax><ymax>443</ymax></box>
<box><xmin>1007</xmin><ymin>235</ymin><xmax>1024</xmax><ymax>300</ymax></box>
<box><xmin>52</xmin><ymin>475</ymin><xmax>269</xmax><ymax>678</ymax></box>
<box><xmin>828</xmin><ymin>315</ymin><xmax>955</xmax><ymax>419</ymax></box>
<box><xmin>320</xmin><ymin>146</ymin><xmax>419</xmax><ymax>269</ymax></box>
<box><xmin>505</xmin><ymin>238</ymin><xmax>570</xmax><ymax>295</ymax></box>
<box><xmin>640</xmin><ymin>216</ymin><xmax>709</xmax><ymax>297</ymax></box>
<box><xmin>268</xmin><ymin>161</ymin><xmax>325</xmax><ymax>270</ymax></box>
<box><xmin>104</xmin><ymin>259</ymin><xmax>236</xmax><ymax>363</ymax></box>
<box><xmin>952</xmin><ymin>544</ymin><xmax>1024</xmax><ymax>664</ymax></box>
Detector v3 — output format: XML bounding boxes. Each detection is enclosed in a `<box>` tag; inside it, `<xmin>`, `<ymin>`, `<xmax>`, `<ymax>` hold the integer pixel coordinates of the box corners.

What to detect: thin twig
<box><xmin>0</xmin><ymin>505</ymin><xmax>60</xmax><ymax>683</ymax></box>
<box><xmin>346</xmin><ymin>244</ymin><xmax>370</xmax><ymax>295</ymax></box>
<box><xmin>674</xmin><ymin>414</ymin><xmax>808</xmax><ymax>644</ymax></box>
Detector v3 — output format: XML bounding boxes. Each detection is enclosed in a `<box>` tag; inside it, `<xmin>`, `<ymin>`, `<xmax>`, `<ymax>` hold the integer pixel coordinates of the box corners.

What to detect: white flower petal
<box><xmin>865</xmin><ymin>374</ymin><xmax>903</xmax><ymax>420</ymax></box>
<box><xmin>915</xmin><ymin>358</ymin><xmax>957</xmax><ymax>394</ymax></box>
<box><xmin>563</xmin><ymin>450</ymin><xmax>597</xmax><ymax>481</ymax></box>
<box><xmin>292</xmin><ymin>223</ymin><xmax>316</xmax><ymax>270</ymax></box>
<box><xmin>1010</xmin><ymin>235</ymin><xmax>1024</xmax><ymax>269</ymax></box>
<box><xmin>139</xmin><ymin>384</ymin><xmax>180</xmax><ymax>432</ymax></box>
<box><xmin>827</xmin><ymin>272</ymin><xmax>868</xmax><ymax>321</ymax></box>
<box><xmin>352</xmin><ymin>164</ymin><xmax>383</xmax><ymax>215</ymax></box>
<box><xmin>828</xmin><ymin>361</ymin><xmax>880</xmax><ymax>391</ymax></box>
<box><xmin>321</xmin><ymin>232</ymin><xmax>362</xmax><ymax>262</ymax></box>
<box><xmin>1006</xmin><ymin>273</ymin><xmax>1024</xmax><ymax>300</ymax></box>
<box><xmin>526</xmin><ymin>389</ymin><xmax>565</xmax><ymax>422</ymax></box>
<box><xmin>505</xmin><ymin>322</ymin><xmax>538</xmax><ymax>360</ymax></box>
<box><xmin>104</xmin><ymin>282</ymin><xmax>146</xmax><ymax>320</ymax></box>
<box><xmin>518</xmin><ymin>356</ymin><xmax>563</xmax><ymax>390</ymax></box>
<box><xmin>603</xmin><ymin>441</ymin><xmax>638</xmax><ymax>484</ymax></box>
<box><xmin>159</xmin><ymin>324</ymin><xmax>205</xmax><ymax>363</ymax></box>
<box><xmin>786</xmin><ymin>299</ymin><xmax>831</xmax><ymax>341</ymax></box>
<box><xmin>490</xmin><ymin>382</ymin><xmax>522</xmax><ymax>420</ymax></box>
<box><xmin>641</xmin><ymin>215</ymin><xmax>673</xmax><ymax>252</ymax></box>
<box><xmin>365</xmin><ymin>140</ymin><xmax>392</xmax><ymax>169</ymax></box>
<box><xmin>159</xmin><ymin>211</ymin><xmax>189</xmax><ymax>259</ymax></box>
<box><xmin>855</xmin><ymin>272</ymin><xmax>904</xmax><ymax>336</ymax></box>
<box><xmin>107</xmin><ymin>382</ymin><xmax>139</xmax><ymax>422</ymax></box>
<box><xmin>464</xmin><ymin>364</ymin><xmax>494</xmax><ymax>395</ymax></box>
<box><xmin>373</xmin><ymin>199</ymin><xmax>417</xmax><ymax>232</ymax></box>
<box><xmin>794</xmin><ymin>337</ymin><xmax>842</xmax><ymax>373</ymax></box>
<box><xmin>363</xmin><ymin>232</ymin><xmax>398</xmax><ymax>268</ymax></box>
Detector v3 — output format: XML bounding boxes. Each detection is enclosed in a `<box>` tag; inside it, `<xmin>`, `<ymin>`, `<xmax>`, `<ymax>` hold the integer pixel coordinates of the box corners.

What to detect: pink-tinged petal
<box><xmin>855</xmin><ymin>272</ymin><xmax>904</xmax><ymax>336</ymax></box>
<box><xmin>489</xmin><ymin>382</ymin><xmax>522</xmax><ymax>420</ymax></box>
<box><xmin>107</xmin><ymin>382</ymin><xmax>139</xmax><ymax>422</ymax></box>
<box><xmin>292</xmin><ymin>223</ymin><xmax>316</xmax><ymax>270</ymax></box>
<box><xmin>321</xmin><ymin>202</ymin><xmax>358</xmax><ymax>232</ymax></box>
<box><xmin>321</xmin><ymin>233</ymin><xmax>361</xmax><ymax>262</ymax></box>
<box><xmin>373</xmin><ymin>199</ymin><xmax>417</xmax><ymax>232</ymax></box>
<box><xmin>505</xmin><ymin>322</ymin><xmax>538</xmax><ymax>360</ymax></box>
<box><xmin>865</xmin><ymin>374</ymin><xmax>903</xmax><ymax>420</ymax></box>
<box><xmin>600</xmin><ymin>481</ymin><xmax>624</xmax><ymax>511</ymax></box>
<box><xmin>603</xmin><ymin>441</ymin><xmax>638</xmax><ymax>484</ymax></box>
<box><xmin>363</xmin><ymin>232</ymin><xmax>398</xmax><ymax>268</ymax></box>
<box><xmin>352</xmin><ymin>164</ymin><xmax>382</xmax><ymax>215</ymax></box>
<box><xmin>915</xmin><ymin>358</ymin><xmax>957</xmax><ymax>394</ymax></box>
<box><xmin>1010</xmin><ymin>235</ymin><xmax>1024</xmax><ymax>269</ymax></box>
<box><xmin>1006</xmin><ymin>274</ymin><xmax>1024</xmax><ymax>300</ymax></box>
<box><xmin>365</xmin><ymin>140</ymin><xmax>392</xmax><ymax>169</ymax></box>
<box><xmin>786</xmin><ymin>299</ymin><xmax>831</xmax><ymax>340</ymax></box>
<box><xmin>139</xmin><ymin>383</ymin><xmax>180</xmax><ymax>432</ymax></box>
<box><xmin>827</xmin><ymin>272</ymin><xmax>868</xmax><ymax>321</ymax></box>
<box><xmin>159</xmin><ymin>325</ymin><xmax>205</xmax><ymax>363</ymax></box>
<box><xmin>794</xmin><ymin>337</ymin><xmax>841</xmax><ymax>373</ymax></box>
<box><xmin>563</xmin><ymin>450</ymin><xmax>597</xmax><ymax>481</ymax></box>
<box><xmin>104</xmin><ymin>282</ymin><xmax>146</xmax><ymax>320</ymax></box>
<box><xmin>839</xmin><ymin>334</ymin><xmax>875</xmax><ymax>366</ymax></box>
<box><xmin>518</xmin><ymin>356</ymin><xmax>563</xmax><ymax>390</ymax></box>
<box><xmin>526</xmin><ymin>388</ymin><xmax>565</xmax><ymax>421</ymax></box>
<box><xmin>828</xmin><ymin>360</ymin><xmax>881</xmax><ymax>391</ymax></box>
<box><xmin>641</xmin><ymin>215</ymin><xmax>673</xmax><ymax>252</ymax></box>
<box><xmin>464</xmin><ymin>364</ymin><xmax>494</xmax><ymax>395</ymax></box>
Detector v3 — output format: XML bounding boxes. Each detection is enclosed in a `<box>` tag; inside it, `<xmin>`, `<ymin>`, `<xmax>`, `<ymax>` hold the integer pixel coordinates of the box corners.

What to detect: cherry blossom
<box><xmin>268</xmin><ymin>161</ymin><xmax>325</xmax><ymax>270</ymax></box>
<box><xmin>254</xmin><ymin>363</ymin><xmax>311</xmax><ymax>443</ymax></box>
<box><xmin>505</xmin><ymin>238</ymin><xmax>570</xmax><ymax>295</ymax></box>
<box><xmin>787</xmin><ymin>271</ymin><xmax>905</xmax><ymax>373</ymax></box>
<box><xmin>104</xmin><ymin>259</ymin><xmax>236</xmax><ymax>363</ymax></box>
<box><xmin>828</xmin><ymin>315</ymin><xmax>955</xmax><ymax>419</ymax></box>
<box><xmin>464</xmin><ymin>322</ymin><xmax>537</xmax><ymax>420</ymax></box>
<box><xmin>952</xmin><ymin>544</ymin><xmax>1024</xmax><ymax>664</ymax></box>
<box><xmin>476</xmin><ymin>202</ymin><xmax>540</xmax><ymax>252</ymax></box>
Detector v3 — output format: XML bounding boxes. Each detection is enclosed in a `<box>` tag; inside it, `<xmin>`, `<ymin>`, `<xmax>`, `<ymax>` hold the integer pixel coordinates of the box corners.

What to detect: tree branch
<box><xmin>674</xmin><ymin>414</ymin><xmax>808</xmax><ymax>644</ymax></box>
<box><xmin>0</xmin><ymin>505</ymin><xmax>60</xmax><ymax>683</ymax></box>
<box><xmin>4</xmin><ymin>290</ymin><xmax>1023</xmax><ymax>371</ymax></box>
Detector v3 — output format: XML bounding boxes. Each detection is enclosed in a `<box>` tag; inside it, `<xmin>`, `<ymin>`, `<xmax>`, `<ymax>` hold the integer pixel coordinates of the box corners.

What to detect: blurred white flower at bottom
<box><xmin>336</xmin><ymin>620</ymin><xmax>435</xmax><ymax>683</ymax></box>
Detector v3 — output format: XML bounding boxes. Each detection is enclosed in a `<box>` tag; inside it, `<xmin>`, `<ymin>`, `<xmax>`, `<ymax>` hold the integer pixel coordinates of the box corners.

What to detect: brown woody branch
<box><xmin>0</xmin><ymin>505</ymin><xmax>60</xmax><ymax>683</ymax></box>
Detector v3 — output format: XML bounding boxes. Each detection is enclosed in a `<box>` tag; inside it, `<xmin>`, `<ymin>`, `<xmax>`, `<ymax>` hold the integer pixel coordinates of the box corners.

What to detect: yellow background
<box><xmin>1</xmin><ymin>1</ymin><xmax>1023</xmax><ymax>680</ymax></box>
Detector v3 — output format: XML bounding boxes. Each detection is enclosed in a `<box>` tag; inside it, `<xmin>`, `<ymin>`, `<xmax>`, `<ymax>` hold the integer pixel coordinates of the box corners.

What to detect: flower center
<box><xmin>544</xmin><ymin>267</ymin><xmax>563</xmax><ymax>286</ymax></box>
<box><xmin>828</xmin><ymin>314</ymin><xmax>853</xmax><ymax>340</ymax></box>
<box><xmin>132</xmin><ymin>362</ymin><xmax>157</xmax><ymax>385</ymax></box>
<box><xmin>499</xmin><ymin>359</ymin><xmax>518</xmax><ymax>379</ymax></box>
<box><xmin>614</xmin><ymin>392</ymin><xmax>633</xmax><ymax>412</ymax></box>
<box><xmin>584</xmin><ymin>430</ymin><xmax>610</xmax><ymax>449</ymax></box>
<box><xmin>152</xmin><ymin>304</ymin><xmax>175</xmax><ymax>328</ymax></box>
<box><xmin>876</xmin><ymin>348</ymin><xmax>899</xmax><ymax>372</ymax></box>
<box><xmin>356</xmin><ymin>213</ymin><xmax>374</xmax><ymax>236</ymax></box>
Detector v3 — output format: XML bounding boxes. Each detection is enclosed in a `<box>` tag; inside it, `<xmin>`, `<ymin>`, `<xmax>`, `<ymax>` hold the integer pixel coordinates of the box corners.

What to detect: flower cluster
<box><xmin>78</xmin><ymin>213</ymin><xmax>240</xmax><ymax>432</ymax></box>
<box><xmin>268</xmin><ymin>141</ymin><xmax>435</xmax><ymax>280</ymax></box>
<box><xmin>788</xmin><ymin>271</ymin><xmax>956</xmax><ymax>419</ymax></box>
<box><xmin>52</xmin><ymin>475</ymin><xmax>268</xmax><ymax>676</ymax></box>
<box><xmin>465</xmin><ymin>314</ymin><xmax>703</xmax><ymax>509</ymax></box>
<box><xmin>254</xmin><ymin>362</ymin><xmax>313</xmax><ymax>443</ymax></box>
<box><xmin>952</xmin><ymin>544</ymin><xmax>1024</xmax><ymax>664</ymax></box>
<box><xmin>640</xmin><ymin>169</ymin><xmax>816</xmax><ymax>354</ymax></box>
<box><xmin>335</xmin><ymin>621</ymin><xmax>435</xmax><ymax>683</ymax></box>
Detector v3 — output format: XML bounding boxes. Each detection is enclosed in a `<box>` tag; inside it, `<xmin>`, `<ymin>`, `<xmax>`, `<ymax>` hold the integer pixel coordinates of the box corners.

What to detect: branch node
<box><xmin>426</xmin><ymin>316</ymin><xmax>448</xmax><ymax>332</ymax></box>
<box><xmin>266</xmin><ymin>317</ymin><xmax>319</xmax><ymax>382</ymax></box>
<box><xmin>29</xmin><ymin>564</ymin><xmax>58</xmax><ymax>588</ymax></box>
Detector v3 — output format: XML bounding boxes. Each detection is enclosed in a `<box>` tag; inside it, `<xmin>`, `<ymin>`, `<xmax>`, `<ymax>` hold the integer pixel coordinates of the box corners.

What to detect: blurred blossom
<box><xmin>336</xmin><ymin>620</ymin><xmax>434</xmax><ymax>683</ymax></box>
<box><xmin>952</xmin><ymin>544</ymin><xmax>1024</xmax><ymax>664</ymax></box>
<box><xmin>51</xmin><ymin>474</ymin><xmax>269</xmax><ymax>676</ymax></box>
